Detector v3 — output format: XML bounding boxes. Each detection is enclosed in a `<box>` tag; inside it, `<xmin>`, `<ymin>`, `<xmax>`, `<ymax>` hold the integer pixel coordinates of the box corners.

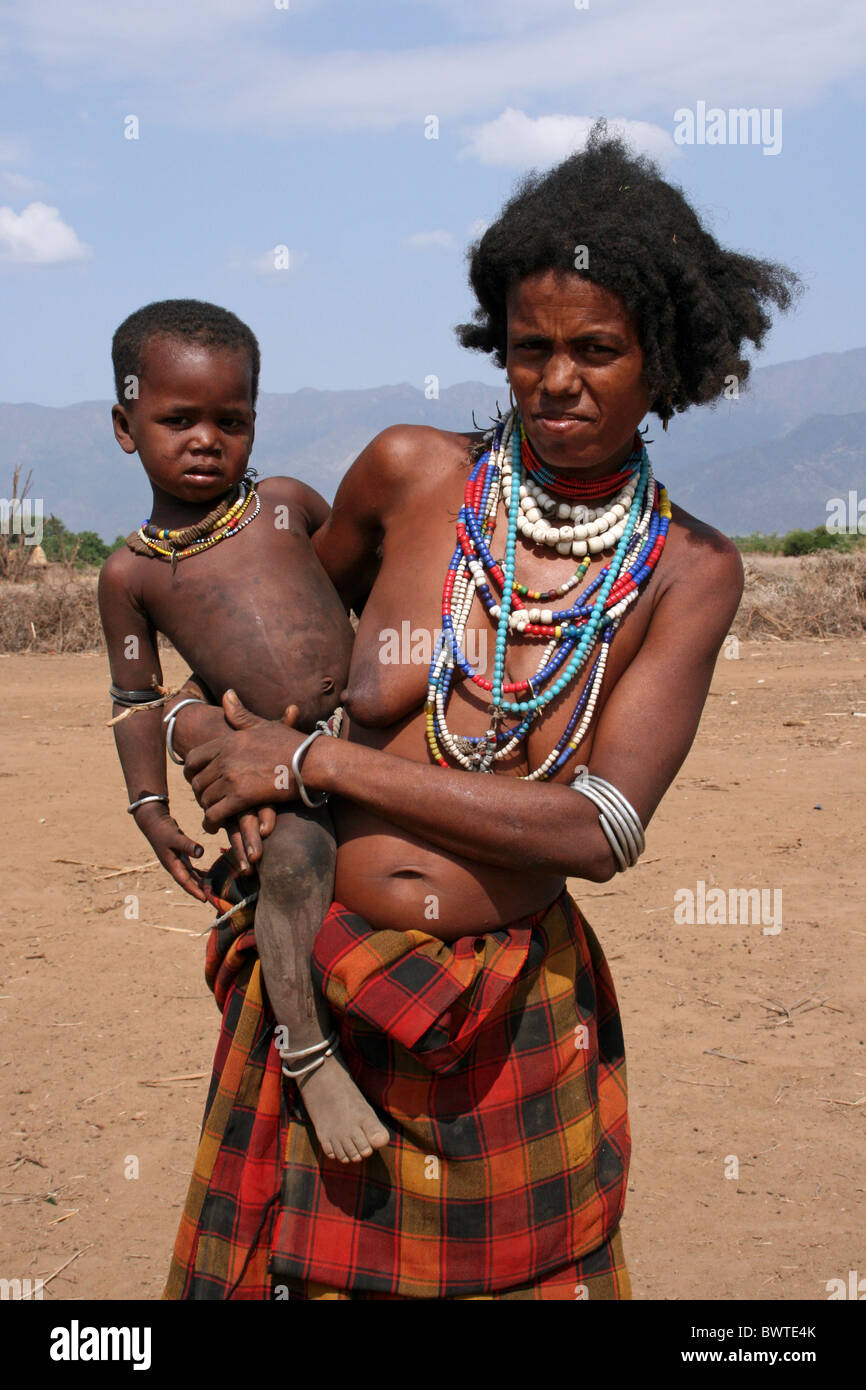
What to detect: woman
<box><xmin>163</xmin><ymin>128</ymin><xmax>799</xmax><ymax>1300</ymax></box>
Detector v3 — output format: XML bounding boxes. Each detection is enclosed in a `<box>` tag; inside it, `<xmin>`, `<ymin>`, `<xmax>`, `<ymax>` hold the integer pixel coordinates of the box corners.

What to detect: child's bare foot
<box><xmin>296</xmin><ymin>1051</ymin><xmax>389</xmax><ymax>1163</ymax></box>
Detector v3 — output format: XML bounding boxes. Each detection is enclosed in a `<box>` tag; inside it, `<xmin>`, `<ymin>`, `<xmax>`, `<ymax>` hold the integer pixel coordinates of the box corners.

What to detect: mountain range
<box><xmin>1</xmin><ymin>347</ymin><xmax>863</xmax><ymax>541</ymax></box>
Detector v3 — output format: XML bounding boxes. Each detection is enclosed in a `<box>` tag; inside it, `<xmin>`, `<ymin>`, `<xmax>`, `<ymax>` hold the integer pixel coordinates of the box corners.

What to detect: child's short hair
<box><xmin>112</xmin><ymin>298</ymin><xmax>261</xmax><ymax>405</ymax></box>
<box><xmin>456</xmin><ymin>121</ymin><xmax>801</xmax><ymax>426</ymax></box>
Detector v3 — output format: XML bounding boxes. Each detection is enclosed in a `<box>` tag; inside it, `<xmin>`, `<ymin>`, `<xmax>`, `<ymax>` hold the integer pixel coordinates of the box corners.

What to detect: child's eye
<box><xmin>163</xmin><ymin>416</ymin><xmax>189</xmax><ymax>426</ymax></box>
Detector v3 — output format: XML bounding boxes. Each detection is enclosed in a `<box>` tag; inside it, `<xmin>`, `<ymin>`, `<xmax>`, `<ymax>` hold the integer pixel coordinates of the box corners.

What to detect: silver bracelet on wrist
<box><xmin>290</xmin><ymin>724</ymin><xmax>331</xmax><ymax>809</ymax></box>
<box><xmin>163</xmin><ymin>697</ymin><xmax>209</xmax><ymax>765</ymax></box>
<box><xmin>570</xmin><ymin>771</ymin><xmax>645</xmax><ymax>872</ymax></box>
<box><xmin>127</xmin><ymin>793</ymin><xmax>169</xmax><ymax>815</ymax></box>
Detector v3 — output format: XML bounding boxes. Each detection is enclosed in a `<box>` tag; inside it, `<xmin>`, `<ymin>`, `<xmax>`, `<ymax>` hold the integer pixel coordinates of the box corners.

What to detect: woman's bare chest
<box><xmin>344</xmin><ymin>483</ymin><xmax>659</xmax><ymax>766</ymax></box>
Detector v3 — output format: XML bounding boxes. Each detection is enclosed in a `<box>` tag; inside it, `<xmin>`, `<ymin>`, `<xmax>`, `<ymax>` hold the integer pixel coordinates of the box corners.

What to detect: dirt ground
<box><xmin>1</xmin><ymin>639</ymin><xmax>863</xmax><ymax>1302</ymax></box>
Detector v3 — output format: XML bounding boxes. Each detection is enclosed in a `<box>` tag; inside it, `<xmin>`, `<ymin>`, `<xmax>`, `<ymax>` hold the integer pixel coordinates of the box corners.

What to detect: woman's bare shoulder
<box><xmin>660</xmin><ymin>500</ymin><xmax>745</xmax><ymax>613</ymax></box>
<box><xmin>363</xmin><ymin>422</ymin><xmax>488</xmax><ymax>476</ymax></box>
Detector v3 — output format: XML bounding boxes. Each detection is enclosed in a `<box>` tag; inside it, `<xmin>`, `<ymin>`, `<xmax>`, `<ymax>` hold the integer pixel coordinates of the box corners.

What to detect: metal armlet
<box><xmin>110</xmin><ymin>682</ymin><xmax>164</xmax><ymax>707</ymax></box>
<box><xmin>570</xmin><ymin>771</ymin><xmax>645</xmax><ymax>872</ymax></box>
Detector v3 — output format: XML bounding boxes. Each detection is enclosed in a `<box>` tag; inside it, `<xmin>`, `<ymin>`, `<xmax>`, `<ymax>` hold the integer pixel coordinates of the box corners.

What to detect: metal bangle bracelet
<box><xmin>588</xmin><ymin>775</ymin><xmax>646</xmax><ymax>857</ymax></box>
<box><xmin>571</xmin><ymin>773</ymin><xmax>644</xmax><ymax>871</ymax></box>
<box><xmin>127</xmin><ymin>793</ymin><xmax>169</xmax><ymax>815</ymax></box>
<box><xmin>163</xmin><ymin>697</ymin><xmax>209</xmax><ymax>765</ymax></box>
<box><xmin>574</xmin><ymin>780</ymin><xmax>631</xmax><ymax>870</ymax></box>
<box><xmin>578</xmin><ymin>783</ymin><xmax>639</xmax><ymax>867</ymax></box>
<box><xmin>110</xmin><ymin>683</ymin><xmax>164</xmax><ymax>706</ymax></box>
<box><xmin>581</xmin><ymin>782</ymin><xmax>642</xmax><ymax>865</ymax></box>
<box><xmin>290</xmin><ymin>727</ymin><xmax>329</xmax><ymax>809</ymax></box>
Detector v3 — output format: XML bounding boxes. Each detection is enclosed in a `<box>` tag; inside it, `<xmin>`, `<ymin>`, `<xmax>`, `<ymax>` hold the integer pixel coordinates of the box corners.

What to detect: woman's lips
<box><xmin>533</xmin><ymin>414</ymin><xmax>595</xmax><ymax>435</ymax></box>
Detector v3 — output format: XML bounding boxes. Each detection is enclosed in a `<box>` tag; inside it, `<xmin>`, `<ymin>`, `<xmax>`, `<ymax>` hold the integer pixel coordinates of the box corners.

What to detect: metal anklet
<box><xmin>278</xmin><ymin>1029</ymin><xmax>339</xmax><ymax>1080</ymax></box>
<box><xmin>163</xmin><ymin>697</ymin><xmax>208</xmax><ymax>765</ymax></box>
<box><xmin>570</xmin><ymin>771</ymin><xmax>645</xmax><ymax>871</ymax></box>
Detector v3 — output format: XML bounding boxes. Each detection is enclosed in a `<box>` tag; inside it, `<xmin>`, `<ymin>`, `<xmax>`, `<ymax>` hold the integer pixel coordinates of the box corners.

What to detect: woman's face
<box><xmin>505</xmin><ymin>270</ymin><xmax>651</xmax><ymax>477</ymax></box>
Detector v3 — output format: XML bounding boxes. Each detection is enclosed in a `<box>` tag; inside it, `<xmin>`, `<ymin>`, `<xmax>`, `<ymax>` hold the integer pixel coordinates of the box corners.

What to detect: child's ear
<box><xmin>112</xmin><ymin>403</ymin><xmax>138</xmax><ymax>455</ymax></box>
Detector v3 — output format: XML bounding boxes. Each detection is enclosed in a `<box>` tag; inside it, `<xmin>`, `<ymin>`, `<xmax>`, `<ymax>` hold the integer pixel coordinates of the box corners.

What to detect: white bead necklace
<box><xmin>501</xmin><ymin>459</ymin><xmax>637</xmax><ymax>557</ymax></box>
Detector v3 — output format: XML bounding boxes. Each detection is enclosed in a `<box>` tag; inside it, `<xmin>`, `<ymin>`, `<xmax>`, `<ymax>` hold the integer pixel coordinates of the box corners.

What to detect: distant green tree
<box><xmin>75</xmin><ymin>530</ymin><xmax>112</xmax><ymax>565</ymax></box>
<box><xmin>782</xmin><ymin>526</ymin><xmax>846</xmax><ymax>556</ymax></box>
<box><xmin>734</xmin><ymin>532</ymin><xmax>783</xmax><ymax>554</ymax></box>
<box><xmin>41</xmin><ymin>515</ymin><xmax>78</xmax><ymax>562</ymax></box>
<box><xmin>41</xmin><ymin>516</ymin><xmax>118</xmax><ymax>566</ymax></box>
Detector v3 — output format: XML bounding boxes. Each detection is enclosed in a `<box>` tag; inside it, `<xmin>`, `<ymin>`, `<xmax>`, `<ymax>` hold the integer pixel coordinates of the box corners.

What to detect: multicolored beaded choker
<box><xmin>520</xmin><ymin>424</ymin><xmax>640</xmax><ymax>499</ymax></box>
<box><xmin>129</xmin><ymin>474</ymin><xmax>260</xmax><ymax>571</ymax></box>
<box><xmin>425</xmin><ymin>410</ymin><xmax>671</xmax><ymax>780</ymax></box>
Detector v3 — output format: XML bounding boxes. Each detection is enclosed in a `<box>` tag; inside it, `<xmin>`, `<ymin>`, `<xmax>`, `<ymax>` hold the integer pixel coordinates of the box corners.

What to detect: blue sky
<box><xmin>0</xmin><ymin>0</ymin><xmax>863</xmax><ymax>406</ymax></box>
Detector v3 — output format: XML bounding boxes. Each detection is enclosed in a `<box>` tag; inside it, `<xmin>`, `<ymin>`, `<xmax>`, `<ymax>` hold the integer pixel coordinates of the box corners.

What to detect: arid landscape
<box><xmin>1</xmin><ymin>611</ymin><xmax>863</xmax><ymax>1301</ymax></box>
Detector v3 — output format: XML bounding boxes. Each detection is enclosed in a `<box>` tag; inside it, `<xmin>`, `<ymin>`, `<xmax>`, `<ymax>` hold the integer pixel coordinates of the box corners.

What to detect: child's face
<box><xmin>112</xmin><ymin>335</ymin><xmax>256</xmax><ymax>504</ymax></box>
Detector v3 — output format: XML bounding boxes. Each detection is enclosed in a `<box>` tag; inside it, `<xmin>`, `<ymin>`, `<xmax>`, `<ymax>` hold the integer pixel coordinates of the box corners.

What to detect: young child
<box><xmin>98</xmin><ymin>298</ymin><xmax>389</xmax><ymax>1164</ymax></box>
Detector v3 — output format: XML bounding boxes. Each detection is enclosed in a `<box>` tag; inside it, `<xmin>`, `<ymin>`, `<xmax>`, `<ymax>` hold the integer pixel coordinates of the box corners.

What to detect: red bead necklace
<box><xmin>520</xmin><ymin>427</ymin><xmax>641</xmax><ymax>500</ymax></box>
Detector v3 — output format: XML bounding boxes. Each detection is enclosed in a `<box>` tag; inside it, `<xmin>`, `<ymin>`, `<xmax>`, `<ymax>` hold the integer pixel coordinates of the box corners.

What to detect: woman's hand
<box><xmin>184</xmin><ymin>690</ymin><xmax>305</xmax><ymax>833</ymax></box>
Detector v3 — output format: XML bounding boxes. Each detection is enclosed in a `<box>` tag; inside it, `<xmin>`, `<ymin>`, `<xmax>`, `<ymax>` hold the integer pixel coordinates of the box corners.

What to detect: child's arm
<box><xmin>98</xmin><ymin>553</ymin><xmax>208</xmax><ymax>902</ymax></box>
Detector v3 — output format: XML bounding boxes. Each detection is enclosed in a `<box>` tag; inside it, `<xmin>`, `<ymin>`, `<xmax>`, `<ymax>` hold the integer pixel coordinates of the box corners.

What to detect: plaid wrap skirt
<box><xmin>164</xmin><ymin>854</ymin><xmax>631</xmax><ymax>1300</ymax></box>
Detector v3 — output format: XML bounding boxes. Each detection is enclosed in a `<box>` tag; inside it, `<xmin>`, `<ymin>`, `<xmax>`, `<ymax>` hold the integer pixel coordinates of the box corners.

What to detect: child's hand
<box><xmin>134</xmin><ymin>803</ymin><xmax>209</xmax><ymax>902</ymax></box>
<box><xmin>227</xmin><ymin>807</ymin><xmax>277</xmax><ymax>873</ymax></box>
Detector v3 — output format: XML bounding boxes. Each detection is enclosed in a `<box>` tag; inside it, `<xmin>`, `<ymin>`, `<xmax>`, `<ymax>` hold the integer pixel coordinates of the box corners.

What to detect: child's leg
<box><xmin>255</xmin><ymin>805</ymin><xmax>388</xmax><ymax>1164</ymax></box>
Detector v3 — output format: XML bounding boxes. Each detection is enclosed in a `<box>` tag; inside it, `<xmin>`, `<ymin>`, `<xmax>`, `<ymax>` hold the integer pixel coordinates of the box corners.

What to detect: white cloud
<box><xmin>400</xmin><ymin>0</ymin><xmax>584</xmax><ymax>38</ymax></box>
<box><xmin>404</xmin><ymin>230</ymin><xmax>454</xmax><ymax>249</ymax></box>
<box><xmin>1</xmin><ymin>169</ymin><xmax>47</xmax><ymax>198</ymax></box>
<box><xmin>462</xmin><ymin>110</ymin><xmax>678</xmax><ymax>168</ymax></box>
<box><xmin>0</xmin><ymin>202</ymin><xmax>91</xmax><ymax>265</ymax></box>
<box><xmin>6</xmin><ymin>0</ymin><xmax>259</xmax><ymax>69</ymax></box>
<box><xmin>5</xmin><ymin>0</ymin><xmax>866</xmax><ymax>133</ymax></box>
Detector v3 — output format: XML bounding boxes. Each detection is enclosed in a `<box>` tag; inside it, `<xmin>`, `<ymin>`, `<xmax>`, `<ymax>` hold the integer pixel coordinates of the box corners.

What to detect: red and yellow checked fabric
<box><xmin>164</xmin><ymin>853</ymin><xmax>630</xmax><ymax>1300</ymax></box>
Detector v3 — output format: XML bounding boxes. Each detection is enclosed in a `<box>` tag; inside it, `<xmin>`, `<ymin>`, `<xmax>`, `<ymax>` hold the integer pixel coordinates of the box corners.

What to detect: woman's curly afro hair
<box><xmin>456</xmin><ymin>122</ymin><xmax>802</xmax><ymax>425</ymax></box>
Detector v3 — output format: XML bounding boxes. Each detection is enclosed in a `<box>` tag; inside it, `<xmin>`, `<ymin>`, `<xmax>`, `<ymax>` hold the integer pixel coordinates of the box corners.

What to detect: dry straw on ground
<box><xmin>0</xmin><ymin>571</ymin><xmax>104</xmax><ymax>654</ymax></box>
<box><xmin>733</xmin><ymin>552</ymin><xmax>866</xmax><ymax>640</ymax></box>
<box><xmin>0</xmin><ymin>551</ymin><xmax>864</xmax><ymax>653</ymax></box>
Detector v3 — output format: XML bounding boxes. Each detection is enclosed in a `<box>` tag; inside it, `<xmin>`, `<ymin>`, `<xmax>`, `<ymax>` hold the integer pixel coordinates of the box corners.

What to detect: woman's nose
<box><xmin>542</xmin><ymin>354</ymin><xmax>582</xmax><ymax>396</ymax></box>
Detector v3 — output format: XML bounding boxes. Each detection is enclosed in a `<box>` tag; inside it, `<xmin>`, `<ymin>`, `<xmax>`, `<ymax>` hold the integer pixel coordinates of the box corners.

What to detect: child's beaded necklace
<box><xmin>133</xmin><ymin>474</ymin><xmax>260</xmax><ymax>571</ymax></box>
<box><xmin>425</xmin><ymin>410</ymin><xmax>671</xmax><ymax>780</ymax></box>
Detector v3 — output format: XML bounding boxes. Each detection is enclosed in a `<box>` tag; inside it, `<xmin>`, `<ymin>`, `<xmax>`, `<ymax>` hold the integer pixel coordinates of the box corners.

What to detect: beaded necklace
<box><xmin>134</xmin><ymin>475</ymin><xmax>260</xmax><ymax>571</ymax></box>
<box><xmin>521</xmin><ymin>426</ymin><xmax>638</xmax><ymax>500</ymax></box>
<box><xmin>425</xmin><ymin>411</ymin><xmax>671</xmax><ymax>780</ymax></box>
